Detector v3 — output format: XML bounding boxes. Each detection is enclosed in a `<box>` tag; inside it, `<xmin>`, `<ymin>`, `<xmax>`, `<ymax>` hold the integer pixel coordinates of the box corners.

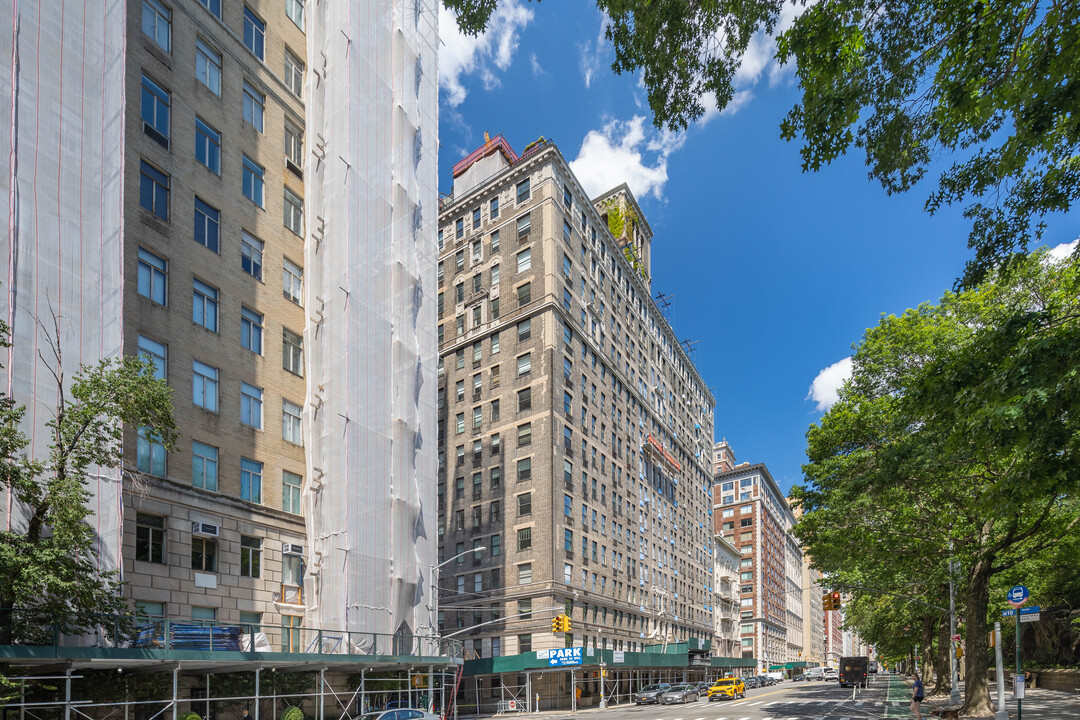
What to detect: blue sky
<box><xmin>435</xmin><ymin>0</ymin><xmax>1080</xmax><ymax>494</ymax></box>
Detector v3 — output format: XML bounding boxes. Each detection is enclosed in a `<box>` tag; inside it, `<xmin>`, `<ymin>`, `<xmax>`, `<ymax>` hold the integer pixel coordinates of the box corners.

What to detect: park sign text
<box><xmin>549</xmin><ymin>647</ymin><xmax>583</xmax><ymax>667</ymax></box>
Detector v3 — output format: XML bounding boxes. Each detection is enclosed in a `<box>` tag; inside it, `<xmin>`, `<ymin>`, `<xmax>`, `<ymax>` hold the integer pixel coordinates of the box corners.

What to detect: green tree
<box><xmin>444</xmin><ymin>0</ymin><xmax>1080</xmax><ymax>285</ymax></box>
<box><xmin>0</xmin><ymin>317</ymin><xmax>177</xmax><ymax>670</ymax></box>
<box><xmin>796</xmin><ymin>252</ymin><xmax>1080</xmax><ymax>714</ymax></box>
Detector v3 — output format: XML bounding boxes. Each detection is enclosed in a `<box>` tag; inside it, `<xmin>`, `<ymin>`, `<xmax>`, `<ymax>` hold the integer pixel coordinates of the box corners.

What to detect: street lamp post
<box><xmin>949</xmin><ymin>553</ymin><xmax>961</xmax><ymax>706</ymax></box>
<box><xmin>429</xmin><ymin>546</ymin><xmax>486</xmax><ymax>714</ymax></box>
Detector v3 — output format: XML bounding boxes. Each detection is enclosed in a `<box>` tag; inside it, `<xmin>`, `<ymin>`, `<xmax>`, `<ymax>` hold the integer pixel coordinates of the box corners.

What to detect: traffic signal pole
<box><xmin>1015</xmin><ymin>611</ymin><xmax>1022</xmax><ymax>720</ymax></box>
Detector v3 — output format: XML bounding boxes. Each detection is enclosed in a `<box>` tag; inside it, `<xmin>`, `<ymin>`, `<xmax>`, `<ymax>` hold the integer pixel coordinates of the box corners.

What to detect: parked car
<box><xmin>695</xmin><ymin>681</ymin><xmax>712</xmax><ymax>695</ymax></box>
<box><xmin>823</xmin><ymin>668</ymin><xmax>839</xmax><ymax>681</ymax></box>
<box><xmin>707</xmin><ymin>678</ymin><xmax>746</xmax><ymax>701</ymax></box>
<box><xmin>757</xmin><ymin>675</ymin><xmax>774</xmax><ymax>686</ymax></box>
<box><xmin>742</xmin><ymin>676</ymin><xmax>760</xmax><ymax>689</ymax></box>
<box><xmin>353</xmin><ymin>710</ymin><xmax>440</xmax><ymax>720</ymax></box>
<box><xmin>635</xmin><ymin>683</ymin><xmax>672</xmax><ymax>705</ymax></box>
<box><xmin>660</xmin><ymin>684</ymin><xmax>699</xmax><ymax>704</ymax></box>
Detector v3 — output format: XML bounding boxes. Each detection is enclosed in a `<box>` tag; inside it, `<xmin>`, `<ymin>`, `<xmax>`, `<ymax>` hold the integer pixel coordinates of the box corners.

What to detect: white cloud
<box><xmin>699</xmin><ymin>0</ymin><xmax>817</xmax><ymax>124</ymax></box>
<box><xmin>807</xmin><ymin>356</ymin><xmax>853</xmax><ymax>412</ymax></box>
<box><xmin>529</xmin><ymin>53</ymin><xmax>545</xmax><ymax>76</ymax></box>
<box><xmin>438</xmin><ymin>0</ymin><xmax>534</xmax><ymax>107</ymax></box>
<box><xmin>579</xmin><ymin>14</ymin><xmax>610</xmax><ymax>88</ymax></box>
<box><xmin>1047</xmin><ymin>238</ymin><xmax>1078</xmax><ymax>263</ymax></box>
<box><xmin>569</xmin><ymin>116</ymin><xmax>684</xmax><ymax>201</ymax></box>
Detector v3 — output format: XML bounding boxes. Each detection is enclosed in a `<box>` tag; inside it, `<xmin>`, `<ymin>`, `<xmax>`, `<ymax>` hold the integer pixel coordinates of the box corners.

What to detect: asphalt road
<box><xmin>566</xmin><ymin>677</ymin><xmax>910</xmax><ymax>720</ymax></box>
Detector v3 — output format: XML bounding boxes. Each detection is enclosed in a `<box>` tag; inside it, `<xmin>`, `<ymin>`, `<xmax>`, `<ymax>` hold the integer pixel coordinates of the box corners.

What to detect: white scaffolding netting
<box><xmin>303</xmin><ymin>0</ymin><xmax>439</xmax><ymax>647</ymax></box>
<box><xmin>0</xmin><ymin>0</ymin><xmax>127</xmax><ymax>587</ymax></box>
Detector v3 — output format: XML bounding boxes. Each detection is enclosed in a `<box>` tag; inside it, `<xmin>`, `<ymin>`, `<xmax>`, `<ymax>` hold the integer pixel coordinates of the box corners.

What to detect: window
<box><xmin>517</xmin><ymin>319</ymin><xmax>531</xmax><ymax>342</ymax></box>
<box><xmin>516</xmin><ymin>457</ymin><xmax>531</xmax><ymax>482</ymax></box>
<box><xmin>238</xmin><ymin>535</ymin><xmax>262</xmax><ymax>578</ymax></box>
<box><xmin>139</xmin><ymin>160</ymin><xmax>169</xmax><ymax>220</ymax></box>
<box><xmin>517</xmin><ymin>422</ymin><xmax>531</xmax><ymax>447</ymax></box>
<box><xmin>192</xmin><ymin>278</ymin><xmax>219</xmax><ymax>332</ymax></box>
<box><xmin>284</xmin><ymin>187</ymin><xmax>304</xmax><ymax>235</ymax></box>
<box><xmin>192</xmin><ymin>360</ymin><xmax>218</xmax><ymax>411</ymax></box>
<box><xmin>517</xmin><ymin>563</ymin><xmax>532</xmax><ymax>584</ymax></box>
<box><xmin>283</xmin><ymin>329</ymin><xmax>304</xmax><ymax>375</ymax></box>
<box><xmin>192</xmin><ymin>441</ymin><xmax>218</xmax><ymax>491</ymax></box>
<box><xmin>517</xmin><ymin>387</ymin><xmax>531</xmax><ymax>412</ymax></box>
<box><xmin>283</xmin><ymin>399</ymin><xmax>303</xmax><ymax>444</ymax></box>
<box><xmin>491</xmin><ymin>432</ymin><xmax>501</xmax><ymax>456</ymax></box>
<box><xmin>284</xmin><ymin>50</ymin><xmax>304</xmax><ymax>97</ymax></box>
<box><xmin>140</xmin><ymin>75</ymin><xmax>170</xmax><ymax>147</ymax></box>
<box><xmin>285</xmin><ymin>121</ymin><xmax>303</xmax><ymax>167</ymax></box>
<box><xmin>490</xmin><ymin>531</ymin><xmax>501</xmax><ymax>555</ymax></box>
<box><xmin>137</xmin><ymin>248</ymin><xmax>167</xmax><ymax>305</ymax></box>
<box><xmin>516</xmin><ymin>214</ymin><xmax>531</xmax><ymax>238</ymax></box>
<box><xmin>241</xmin><ymin>232</ymin><xmax>264</xmax><ymax>279</ymax></box>
<box><xmin>135</xmin><ymin>513</ymin><xmax>165</xmax><ymax>564</ymax></box>
<box><xmin>241</xmin><ymin>306</ymin><xmax>263</xmax><ymax>354</ymax></box>
<box><xmin>195</xmin><ymin>38</ymin><xmax>222</xmax><ymax>94</ymax></box>
<box><xmin>240</xmin><ymin>457</ymin><xmax>263</xmax><ymax>503</ymax></box>
<box><xmin>740</xmin><ymin>505</ymin><xmax>753</xmax><ymax>514</ymax></box>
<box><xmin>242</xmin><ymin>81</ymin><xmax>266</xmax><ymax>132</ymax></box>
<box><xmin>517</xmin><ymin>178</ymin><xmax>530</xmax><ymax>203</ymax></box>
<box><xmin>142</xmin><ymin>0</ymin><xmax>171</xmax><ymax>51</ymax></box>
<box><xmin>517</xmin><ymin>528</ymin><xmax>532</xmax><ymax>551</ymax></box>
<box><xmin>472</xmin><ymin>406</ymin><xmax>482</xmax><ymax>429</ymax></box>
<box><xmin>195</xmin><ymin>117</ymin><xmax>221</xmax><ymax>173</ymax></box>
<box><xmin>191</xmin><ymin>538</ymin><xmax>217</xmax><ymax>572</ymax></box>
<box><xmin>282</xmin><ymin>615</ymin><xmax>302</xmax><ymax>652</ymax></box>
<box><xmin>562</xmin><ymin>254</ymin><xmax>572</xmax><ymax>278</ymax></box>
<box><xmin>490</xmin><ymin>196</ymin><xmax>500</xmax><ymax>219</ymax></box>
<box><xmin>283</xmin><ymin>470</ymin><xmax>302</xmax><ymax>514</ymax></box>
<box><xmin>243</xmin><ymin>7</ymin><xmax>265</xmax><ymax>59</ymax></box>
<box><xmin>286</xmin><ymin>0</ymin><xmax>305</xmax><ymax>29</ymax></box>
<box><xmin>516</xmin><ymin>282</ymin><xmax>531</xmax><ymax>307</ymax></box>
<box><xmin>740</xmin><ymin>517</ymin><xmax>753</xmax><ymax>527</ymax></box>
<box><xmin>196</xmin><ymin>0</ymin><xmax>221</xmax><ymax>18</ymax></box>
<box><xmin>517</xmin><ymin>353</ymin><xmax>531</xmax><ymax>376</ymax></box>
<box><xmin>137</xmin><ymin>426</ymin><xmax>166</xmax><ymax>476</ymax></box>
<box><xmin>193</xmin><ymin>198</ymin><xmax>220</xmax><ymax>252</ymax></box>
<box><xmin>137</xmin><ymin>335</ymin><xmax>167</xmax><ymax>380</ymax></box>
<box><xmin>491</xmin><ymin>229</ymin><xmax>501</xmax><ymax>252</ymax></box>
<box><xmin>240</xmin><ymin>382</ymin><xmax>263</xmax><ymax>429</ymax></box>
<box><xmin>283</xmin><ymin>258</ymin><xmax>303</xmax><ymax>304</ymax></box>
<box><xmin>242</xmin><ymin>155</ymin><xmax>265</xmax><ymax>206</ymax></box>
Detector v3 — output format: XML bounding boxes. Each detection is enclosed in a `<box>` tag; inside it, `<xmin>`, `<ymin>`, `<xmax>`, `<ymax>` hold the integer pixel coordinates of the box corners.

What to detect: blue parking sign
<box><xmin>549</xmin><ymin>647</ymin><xmax>583</xmax><ymax>667</ymax></box>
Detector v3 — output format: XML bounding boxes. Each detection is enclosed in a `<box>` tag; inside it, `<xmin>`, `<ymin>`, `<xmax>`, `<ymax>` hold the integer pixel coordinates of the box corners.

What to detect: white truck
<box><xmin>804</xmin><ymin>667</ymin><xmax>826</xmax><ymax>681</ymax></box>
<box><xmin>765</xmin><ymin>671</ymin><xmax>785</xmax><ymax>683</ymax></box>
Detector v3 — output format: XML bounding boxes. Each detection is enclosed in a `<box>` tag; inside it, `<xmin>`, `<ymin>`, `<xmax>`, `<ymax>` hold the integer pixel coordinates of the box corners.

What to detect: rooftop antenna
<box><xmin>680</xmin><ymin>338</ymin><xmax>699</xmax><ymax>357</ymax></box>
<box><xmin>654</xmin><ymin>291</ymin><xmax>674</xmax><ymax>325</ymax></box>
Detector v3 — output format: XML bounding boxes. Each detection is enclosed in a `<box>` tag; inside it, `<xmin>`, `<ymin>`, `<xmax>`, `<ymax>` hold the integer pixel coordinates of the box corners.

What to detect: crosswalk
<box><xmin>648</xmin><ymin>697</ymin><xmax>910</xmax><ymax>720</ymax></box>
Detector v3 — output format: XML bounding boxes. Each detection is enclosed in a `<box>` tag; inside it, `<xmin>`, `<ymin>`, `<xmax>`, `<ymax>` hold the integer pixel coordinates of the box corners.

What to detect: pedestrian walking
<box><xmin>910</xmin><ymin>673</ymin><xmax>924</xmax><ymax>720</ymax></box>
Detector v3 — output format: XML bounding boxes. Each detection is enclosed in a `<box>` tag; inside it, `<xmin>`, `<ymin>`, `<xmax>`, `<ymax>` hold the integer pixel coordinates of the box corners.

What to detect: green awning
<box><xmin>711</xmin><ymin>657</ymin><xmax>758</xmax><ymax>668</ymax></box>
<box><xmin>768</xmin><ymin>661</ymin><xmax>812</xmax><ymax>670</ymax></box>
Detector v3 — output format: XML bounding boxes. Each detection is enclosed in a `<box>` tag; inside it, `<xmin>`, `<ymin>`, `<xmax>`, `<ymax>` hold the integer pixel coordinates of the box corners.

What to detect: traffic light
<box><xmin>552</xmin><ymin>615</ymin><xmax>562</xmax><ymax>633</ymax></box>
<box><xmin>563</xmin><ymin>615</ymin><xmax>572</xmax><ymax>632</ymax></box>
<box><xmin>822</xmin><ymin>591</ymin><xmax>842</xmax><ymax>611</ymax></box>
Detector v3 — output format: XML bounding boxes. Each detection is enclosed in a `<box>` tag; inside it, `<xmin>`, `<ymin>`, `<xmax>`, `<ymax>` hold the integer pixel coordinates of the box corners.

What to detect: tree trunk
<box><xmin>933</xmin><ymin>607</ymin><xmax>952</xmax><ymax>696</ymax></box>
<box><xmin>920</xmin><ymin>616</ymin><xmax>936</xmax><ymax>685</ymax></box>
<box><xmin>961</xmin><ymin>554</ymin><xmax>995</xmax><ymax>716</ymax></box>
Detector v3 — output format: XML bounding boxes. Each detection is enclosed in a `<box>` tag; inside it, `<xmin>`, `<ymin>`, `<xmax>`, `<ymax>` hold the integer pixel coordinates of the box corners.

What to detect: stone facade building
<box><xmin>3</xmin><ymin>0</ymin><xmax>439</xmax><ymax>646</ymax></box>
<box><xmin>436</xmin><ymin>136</ymin><xmax>716</xmax><ymax>658</ymax></box>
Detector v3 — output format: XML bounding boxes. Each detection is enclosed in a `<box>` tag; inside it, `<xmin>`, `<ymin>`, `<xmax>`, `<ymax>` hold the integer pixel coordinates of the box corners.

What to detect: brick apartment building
<box><xmin>714</xmin><ymin>458</ymin><xmax>803</xmax><ymax>672</ymax></box>
<box><xmin>436</xmin><ymin>136</ymin><xmax>717</xmax><ymax>659</ymax></box>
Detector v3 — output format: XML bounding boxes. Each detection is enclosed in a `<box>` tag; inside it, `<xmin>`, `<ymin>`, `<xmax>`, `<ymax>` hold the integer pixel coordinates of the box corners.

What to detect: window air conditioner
<box><xmin>282</xmin><ymin>543</ymin><xmax>305</xmax><ymax>556</ymax></box>
<box><xmin>191</xmin><ymin>522</ymin><xmax>219</xmax><ymax>538</ymax></box>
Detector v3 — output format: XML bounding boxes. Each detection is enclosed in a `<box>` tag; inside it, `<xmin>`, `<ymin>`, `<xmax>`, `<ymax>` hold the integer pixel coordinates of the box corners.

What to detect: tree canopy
<box><xmin>444</xmin><ymin>0</ymin><xmax>1080</xmax><ymax>285</ymax></box>
<box><xmin>793</xmin><ymin>251</ymin><xmax>1080</xmax><ymax>712</ymax></box>
<box><xmin>0</xmin><ymin>317</ymin><xmax>177</xmax><ymax>653</ymax></box>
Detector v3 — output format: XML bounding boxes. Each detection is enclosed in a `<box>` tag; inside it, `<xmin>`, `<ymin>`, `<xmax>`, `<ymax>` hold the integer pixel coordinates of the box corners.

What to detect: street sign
<box><xmin>613</xmin><ymin>650</ymin><xmax>625</xmax><ymax>664</ymax></box>
<box><xmin>1007</xmin><ymin>585</ymin><xmax>1029</xmax><ymax>608</ymax></box>
<box><xmin>548</xmin><ymin>647</ymin><xmax>583</xmax><ymax>667</ymax></box>
<box><xmin>951</xmin><ymin>634</ymin><xmax>961</xmax><ymax>642</ymax></box>
<box><xmin>1001</xmin><ymin>609</ymin><xmax>1016</xmax><ymax>617</ymax></box>
<box><xmin>1019</xmin><ymin>605</ymin><xmax>1040</xmax><ymax>615</ymax></box>
<box><xmin>1020</xmin><ymin>613</ymin><xmax>1040</xmax><ymax>623</ymax></box>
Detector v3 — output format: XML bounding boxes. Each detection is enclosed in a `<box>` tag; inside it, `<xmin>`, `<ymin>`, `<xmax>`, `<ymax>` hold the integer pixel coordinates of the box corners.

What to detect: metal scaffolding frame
<box><xmin>1</xmin><ymin>661</ymin><xmax>460</xmax><ymax>720</ymax></box>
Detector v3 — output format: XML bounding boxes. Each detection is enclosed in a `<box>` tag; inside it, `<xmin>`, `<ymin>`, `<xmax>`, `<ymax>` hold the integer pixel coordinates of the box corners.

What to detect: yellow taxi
<box><xmin>707</xmin><ymin>677</ymin><xmax>746</xmax><ymax>701</ymax></box>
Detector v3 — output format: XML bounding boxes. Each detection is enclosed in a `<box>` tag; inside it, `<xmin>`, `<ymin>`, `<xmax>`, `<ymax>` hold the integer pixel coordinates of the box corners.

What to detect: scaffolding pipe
<box><xmin>255</xmin><ymin>668</ymin><xmax>261</xmax><ymax>720</ymax></box>
<box><xmin>64</xmin><ymin>670</ymin><xmax>73</xmax><ymax>720</ymax></box>
<box><xmin>172</xmin><ymin>668</ymin><xmax>178</xmax><ymax>720</ymax></box>
<box><xmin>205</xmin><ymin>674</ymin><xmax>210</xmax><ymax>720</ymax></box>
<box><xmin>319</xmin><ymin>667</ymin><xmax>326</xmax><ymax>720</ymax></box>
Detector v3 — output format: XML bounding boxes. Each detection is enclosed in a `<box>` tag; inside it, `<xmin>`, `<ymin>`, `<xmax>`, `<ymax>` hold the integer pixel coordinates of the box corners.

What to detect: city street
<box><xmin>494</xmin><ymin>675</ymin><xmax>1080</xmax><ymax>720</ymax></box>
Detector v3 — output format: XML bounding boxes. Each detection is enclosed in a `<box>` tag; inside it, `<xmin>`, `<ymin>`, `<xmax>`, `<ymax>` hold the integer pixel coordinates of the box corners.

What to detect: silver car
<box><xmin>634</xmin><ymin>683</ymin><xmax>671</xmax><ymax>704</ymax></box>
<box><xmin>660</xmin><ymin>683</ymin><xmax>700</xmax><ymax>704</ymax></box>
<box><xmin>353</xmin><ymin>710</ymin><xmax>441</xmax><ymax>720</ymax></box>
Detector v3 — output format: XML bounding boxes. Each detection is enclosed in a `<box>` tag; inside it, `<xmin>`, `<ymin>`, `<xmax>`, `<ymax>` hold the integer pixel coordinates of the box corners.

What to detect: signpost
<box><xmin>1007</xmin><ymin>585</ymin><xmax>1028</xmax><ymax>720</ymax></box>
